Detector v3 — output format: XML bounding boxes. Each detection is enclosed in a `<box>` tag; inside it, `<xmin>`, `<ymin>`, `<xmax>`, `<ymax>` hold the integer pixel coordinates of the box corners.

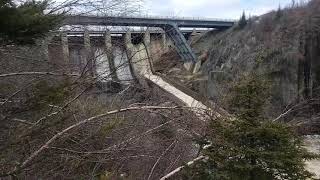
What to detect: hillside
<box><xmin>156</xmin><ymin>0</ymin><xmax>320</xmax><ymax>134</ymax></box>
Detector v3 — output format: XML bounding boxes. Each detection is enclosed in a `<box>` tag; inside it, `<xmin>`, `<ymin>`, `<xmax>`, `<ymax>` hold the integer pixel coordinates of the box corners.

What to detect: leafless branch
<box><xmin>160</xmin><ymin>156</ymin><xmax>206</xmax><ymax>180</ymax></box>
<box><xmin>9</xmin><ymin>106</ymin><xmax>183</xmax><ymax>176</ymax></box>
<box><xmin>0</xmin><ymin>72</ymin><xmax>80</xmax><ymax>78</ymax></box>
<box><xmin>147</xmin><ymin>140</ymin><xmax>176</xmax><ymax>180</ymax></box>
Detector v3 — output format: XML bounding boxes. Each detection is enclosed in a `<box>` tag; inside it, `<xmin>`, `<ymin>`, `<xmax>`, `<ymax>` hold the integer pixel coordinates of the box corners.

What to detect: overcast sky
<box><xmin>145</xmin><ymin>0</ymin><xmax>292</xmax><ymax>19</ymax></box>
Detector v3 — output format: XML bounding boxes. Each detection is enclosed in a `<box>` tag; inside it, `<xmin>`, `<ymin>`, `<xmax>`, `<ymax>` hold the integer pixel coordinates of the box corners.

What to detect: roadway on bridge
<box><xmin>63</xmin><ymin>15</ymin><xmax>235</xmax><ymax>29</ymax></box>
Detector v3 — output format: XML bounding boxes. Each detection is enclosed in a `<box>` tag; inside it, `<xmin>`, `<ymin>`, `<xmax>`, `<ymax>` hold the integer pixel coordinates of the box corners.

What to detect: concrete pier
<box><xmin>124</xmin><ymin>31</ymin><xmax>138</xmax><ymax>81</ymax></box>
<box><xmin>144</xmin><ymin>28</ymin><xmax>151</xmax><ymax>46</ymax></box>
<box><xmin>105</xmin><ymin>30</ymin><xmax>119</xmax><ymax>82</ymax></box>
<box><xmin>143</xmin><ymin>29</ymin><xmax>154</xmax><ymax>72</ymax></box>
<box><xmin>161</xmin><ymin>32</ymin><xmax>167</xmax><ymax>51</ymax></box>
<box><xmin>41</xmin><ymin>36</ymin><xmax>52</xmax><ymax>61</ymax></box>
<box><xmin>84</xmin><ymin>29</ymin><xmax>94</xmax><ymax>76</ymax></box>
<box><xmin>61</xmin><ymin>32</ymin><xmax>69</xmax><ymax>63</ymax></box>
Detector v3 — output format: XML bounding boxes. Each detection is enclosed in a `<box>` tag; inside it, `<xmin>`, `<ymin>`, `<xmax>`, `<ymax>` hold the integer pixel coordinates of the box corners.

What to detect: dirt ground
<box><xmin>304</xmin><ymin>135</ymin><xmax>320</xmax><ymax>179</ymax></box>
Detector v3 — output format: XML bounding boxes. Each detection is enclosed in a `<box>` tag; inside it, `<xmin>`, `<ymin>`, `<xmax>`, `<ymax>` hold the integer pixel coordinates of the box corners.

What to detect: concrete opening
<box><xmin>131</xmin><ymin>34</ymin><xmax>144</xmax><ymax>45</ymax></box>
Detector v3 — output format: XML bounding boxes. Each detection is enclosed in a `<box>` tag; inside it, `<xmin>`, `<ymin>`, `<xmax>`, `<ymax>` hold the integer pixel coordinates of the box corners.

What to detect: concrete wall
<box><xmin>48</xmin><ymin>31</ymin><xmax>170</xmax><ymax>83</ymax></box>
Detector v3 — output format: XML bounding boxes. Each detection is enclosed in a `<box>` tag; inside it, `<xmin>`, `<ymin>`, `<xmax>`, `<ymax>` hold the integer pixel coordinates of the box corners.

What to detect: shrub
<box><xmin>183</xmin><ymin>75</ymin><xmax>318</xmax><ymax>180</ymax></box>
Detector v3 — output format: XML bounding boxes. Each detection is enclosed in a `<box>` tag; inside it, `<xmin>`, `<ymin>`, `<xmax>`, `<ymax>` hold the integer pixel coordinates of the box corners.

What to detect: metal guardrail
<box><xmin>53</xmin><ymin>29</ymin><xmax>209</xmax><ymax>35</ymax></box>
<box><xmin>68</xmin><ymin>13</ymin><xmax>237</xmax><ymax>23</ymax></box>
<box><xmin>114</xmin><ymin>15</ymin><xmax>236</xmax><ymax>22</ymax></box>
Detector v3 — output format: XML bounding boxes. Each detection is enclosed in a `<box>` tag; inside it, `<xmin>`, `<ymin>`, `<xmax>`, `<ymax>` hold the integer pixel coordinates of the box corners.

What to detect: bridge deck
<box><xmin>64</xmin><ymin>15</ymin><xmax>235</xmax><ymax>29</ymax></box>
<box><xmin>55</xmin><ymin>29</ymin><xmax>209</xmax><ymax>36</ymax></box>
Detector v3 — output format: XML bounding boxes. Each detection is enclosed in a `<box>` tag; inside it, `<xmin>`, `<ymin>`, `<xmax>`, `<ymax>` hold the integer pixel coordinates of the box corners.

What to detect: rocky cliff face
<box><xmin>193</xmin><ymin>1</ymin><xmax>320</xmax><ymax>120</ymax></box>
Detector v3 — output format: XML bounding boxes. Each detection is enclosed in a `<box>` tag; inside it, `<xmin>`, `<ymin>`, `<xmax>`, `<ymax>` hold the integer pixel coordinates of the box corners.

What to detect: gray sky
<box><xmin>145</xmin><ymin>0</ymin><xmax>292</xmax><ymax>19</ymax></box>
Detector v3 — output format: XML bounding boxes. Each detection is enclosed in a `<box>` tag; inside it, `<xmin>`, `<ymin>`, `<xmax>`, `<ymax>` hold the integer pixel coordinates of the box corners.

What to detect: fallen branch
<box><xmin>272</xmin><ymin>100</ymin><xmax>310</xmax><ymax>122</ymax></box>
<box><xmin>12</xmin><ymin>118</ymin><xmax>35</xmax><ymax>126</ymax></box>
<box><xmin>147</xmin><ymin>140</ymin><xmax>176</xmax><ymax>180</ymax></box>
<box><xmin>272</xmin><ymin>107</ymin><xmax>295</xmax><ymax>122</ymax></box>
<box><xmin>159</xmin><ymin>143</ymin><xmax>212</xmax><ymax>180</ymax></box>
<box><xmin>97</xmin><ymin>118</ymin><xmax>174</xmax><ymax>153</ymax></box>
<box><xmin>0</xmin><ymin>78</ymin><xmax>40</xmax><ymax>106</ymax></box>
<box><xmin>160</xmin><ymin>156</ymin><xmax>206</xmax><ymax>180</ymax></box>
<box><xmin>0</xmin><ymin>72</ymin><xmax>80</xmax><ymax>78</ymax></box>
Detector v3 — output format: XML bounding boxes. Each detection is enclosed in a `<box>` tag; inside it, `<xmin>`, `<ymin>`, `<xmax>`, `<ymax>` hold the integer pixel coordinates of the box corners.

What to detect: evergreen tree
<box><xmin>238</xmin><ymin>11</ymin><xmax>247</xmax><ymax>29</ymax></box>
<box><xmin>0</xmin><ymin>0</ymin><xmax>62</xmax><ymax>45</ymax></box>
<box><xmin>183</xmin><ymin>75</ymin><xmax>318</xmax><ymax>180</ymax></box>
<box><xmin>275</xmin><ymin>5</ymin><xmax>283</xmax><ymax>20</ymax></box>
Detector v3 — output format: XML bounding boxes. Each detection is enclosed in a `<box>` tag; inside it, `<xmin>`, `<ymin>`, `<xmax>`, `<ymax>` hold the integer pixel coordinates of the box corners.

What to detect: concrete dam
<box><xmin>48</xmin><ymin>29</ymin><xmax>200</xmax><ymax>83</ymax></box>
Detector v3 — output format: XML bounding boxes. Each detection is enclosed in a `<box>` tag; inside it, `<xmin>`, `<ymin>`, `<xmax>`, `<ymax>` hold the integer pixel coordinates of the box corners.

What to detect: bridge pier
<box><xmin>124</xmin><ymin>31</ymin><xmax>138</xmax><ymax>81</ymax></box>
<box><xmin>124</xmin><ymin>30</ymin><xmax>153</xmax><ymax>87</ymax></box>
<box><xmin>143</xmin><ymin>28</ymin><xmax>151</xmax><ymax>61</ymax></box>
<box><xmin>143</xmin><ymin>28</ymin><xmax>154</xmax><ymax>72</ymax></box>
<box><xmin>187</xmin><ymin>28</ymin><xmax>197</xmax><ymax>44</ymax></box>
<box><xmin>84</xmin><ymin>29</ymin><xmax>95</xmax><ymax>76</ymax></box>
<box><xmin>61</xmin><ymin>32</ymin><xmax>69</xmax><ymax>63</ymax></box>
<box><xmin>41</xmin><ymin>36</ymin><xmax>53</xmax><ymax>61</ymax></box>
<box><xmin>161</xmin><ymin>32</ymin><xmax>167</xmax><ymax>51</ymax></box>
<box><xmin>105</xmin><ymin>30</ymin><xmax>119</xmax><ymax>82</ymax></box>
<box><xmin>144</xmin><ymin>28</ymin><xmax>151</xmax><ymax>45</ymax></box>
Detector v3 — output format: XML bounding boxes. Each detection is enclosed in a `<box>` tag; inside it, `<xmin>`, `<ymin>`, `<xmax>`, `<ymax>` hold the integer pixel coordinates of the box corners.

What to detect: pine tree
<box><xmin>0</xmin><ymin>0</ymin><xmax>62</xmax><ymax>45</ymax></box>
<box><xmin>183</xmin><ymin>75</ymin><xmax>318</xmax><ymax>180</ymax></box>
<box><xmin>238</xmin><ymin>11</ymin><xmax>247</xmax><ymax>29</ymax></box>
<box><xmin>275</xmin><ymin>5</ymin><xmax>283</xmax><ymax>20</ymax></box>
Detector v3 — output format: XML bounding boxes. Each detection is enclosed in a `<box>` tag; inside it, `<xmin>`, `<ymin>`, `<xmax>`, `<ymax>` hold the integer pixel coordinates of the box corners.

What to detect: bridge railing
<box><xmin>137</xmin><ymin>15</ymin><xmax>236</xmax><ymax>22</ymax></box>
<box><xmin>68</xmin><ymin>13</ymin><xmax>237</xmax><ymax>23</ymax></box>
